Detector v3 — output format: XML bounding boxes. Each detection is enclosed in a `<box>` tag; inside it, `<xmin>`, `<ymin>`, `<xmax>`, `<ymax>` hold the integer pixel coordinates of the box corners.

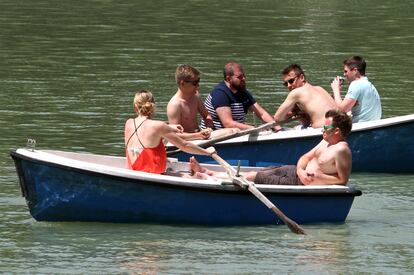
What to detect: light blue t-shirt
<box><xmin>346</xmin><ymin>77</ymin><xmax>382</xmax><ymax>122</ymax></box>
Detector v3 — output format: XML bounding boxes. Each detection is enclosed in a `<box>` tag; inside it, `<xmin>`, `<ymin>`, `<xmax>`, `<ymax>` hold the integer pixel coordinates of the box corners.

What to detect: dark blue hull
<box><xmin>11</xmin><ymin>149</ymin><xmax>361</xmax><ymax>225</ymax></box>
<box><xmin>174</xmin><ymin>115</ymin><xmax>414</xmax><ymax>173</ymax></box>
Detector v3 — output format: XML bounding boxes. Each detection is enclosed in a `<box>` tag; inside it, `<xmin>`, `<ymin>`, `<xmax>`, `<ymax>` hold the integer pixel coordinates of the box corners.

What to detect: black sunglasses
<box><xmin>283</xmin><ymin>76</ymin><xmax>299</xmax><ymax>87</ymax></box>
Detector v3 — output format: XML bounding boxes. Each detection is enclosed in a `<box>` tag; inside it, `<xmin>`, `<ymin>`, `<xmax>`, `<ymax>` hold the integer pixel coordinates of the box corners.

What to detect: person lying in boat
<box><xmin>167</xmin><ymin>64</ymin><xmax>239</xmax><ymax>141</ymax></box>
<box><xmin>200</xmin><ymin>62</ymin><xmax>276</xmax><ymax>131</ymax></box>
<box><xmin>274</xmin><ymin>64</ymin><xmax>337</xmax><ymax>129</ymax></box>
<box><xmin>331</xmin><ymin>55</ymin><xmax>382</xmax><ymax>122</ymax></box>
<box><xmin>190</xmin><ymin>109</ymin><xmax>352</xmax><ymax>185</ymax></box>
<box><xmin>124</xmin><ymin>89</ymin><xmax>216</xmax><ymax>174</ymax></box>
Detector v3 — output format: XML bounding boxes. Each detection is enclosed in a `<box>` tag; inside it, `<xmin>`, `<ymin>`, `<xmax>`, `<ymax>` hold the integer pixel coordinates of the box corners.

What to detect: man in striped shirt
<box><xmin>201</xmin><ymin>62</ymin><xmax>274</xmax><ymax>130</ymax></box>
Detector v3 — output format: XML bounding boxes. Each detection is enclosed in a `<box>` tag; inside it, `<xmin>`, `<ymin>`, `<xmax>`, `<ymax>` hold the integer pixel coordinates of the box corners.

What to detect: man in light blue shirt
<box><xmin>331</xmin><ymin>56</ymin><xmax>382</xmax><ymax>122</ymax></box>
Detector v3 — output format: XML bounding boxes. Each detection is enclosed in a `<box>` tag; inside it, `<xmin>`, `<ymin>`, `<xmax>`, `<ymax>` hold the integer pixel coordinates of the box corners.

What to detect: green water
<box><xmin>1</xmin><ymin>0</ymin><xmax>413</xmax><ymax>273</ymax></box>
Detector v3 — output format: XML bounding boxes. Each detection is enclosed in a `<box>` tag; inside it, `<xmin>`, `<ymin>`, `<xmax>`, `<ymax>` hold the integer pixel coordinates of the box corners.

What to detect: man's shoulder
<box><xmin>350</xmin><ymin>77</ymin><xmax>371</xmax><ymax>89</ymax></box>
<box><xmin>333</xmin><ymin>141</ymin><xmax>351</xmax><ymax>154</ymax></box>
<box><xmin>210</xmin><ymin>82</ymin><xmax>232</xmax><ymax>102</ymax></box>
<box><xmin>300</xmin><ymin>83</ymin><xmax>328</xmax><ymax>94</ymax></box>
<box><xmin>167</xmin><ymin>94</ymin><xmax>182</xmax><ymax>109</ymax></box>
<box><xmin>288</xmin><ymin>86</ymin><xmax>310</xmax><ymax>100</ymax></box>
<box><xmin>210</xmin><ymin>81</ymin><xmax>228</xmax><ymax>93</ymax></box>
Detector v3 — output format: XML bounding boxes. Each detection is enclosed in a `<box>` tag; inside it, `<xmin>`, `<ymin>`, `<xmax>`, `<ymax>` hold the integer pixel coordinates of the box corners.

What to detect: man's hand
<box><xmin>199</xmin><ymin>128</ymin><xmax>212</xmax><ymax>139</ymax></box>
<box><xmin>288</xmin><ymin>105</ymin><xmax>311</xmax><ymax>127</ymax></box>
<box><xmin>297</xmin><ymin>169</ymin><xmax>315</xmax><ymax>185</ymax></box>
<box><xmin>331</xmin><ymin>76</ymin><xmax>342</xmax><ymax>96</ymax></box>
<box><xmin>272</xmin><ymin>125</ymin><xmax>282</xmax><ymax>132</ymax></box>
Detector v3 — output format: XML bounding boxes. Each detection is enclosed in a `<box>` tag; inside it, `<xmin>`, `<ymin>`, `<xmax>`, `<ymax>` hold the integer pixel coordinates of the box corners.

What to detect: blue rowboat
<box><xmin>10</xmin><ymin>148</ymin><xmax>361</xmax><ymax>225</ymax></box>
<box><xmin>170</xmin><ymin>114</ymin><xmax>414</xmax><ymax>173</ymax></box>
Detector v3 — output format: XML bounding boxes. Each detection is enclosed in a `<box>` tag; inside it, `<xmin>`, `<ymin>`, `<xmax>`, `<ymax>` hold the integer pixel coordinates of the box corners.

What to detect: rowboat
<box><xmin>169</xmin><ymin>114</ymin><xmax>414</xmax><ymax>173</ymax></box>
<box><xmin>10</xmin><ymin>147</ymin><xmax>361</xmax><ymax>225</ymax></box>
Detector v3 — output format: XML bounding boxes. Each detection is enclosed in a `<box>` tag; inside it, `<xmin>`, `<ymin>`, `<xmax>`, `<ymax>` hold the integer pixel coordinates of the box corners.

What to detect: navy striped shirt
<box><xmin>201</xmin><ymin>81</ymin><xmax>256</xmax><ymax>129</ymax></box>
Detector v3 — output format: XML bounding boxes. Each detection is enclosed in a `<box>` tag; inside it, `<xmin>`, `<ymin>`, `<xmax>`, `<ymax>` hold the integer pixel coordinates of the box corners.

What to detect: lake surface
<box><xmin>1</xmin><ymin>0</ymin><xmax>413</xmax><ymax>273</ymax></box>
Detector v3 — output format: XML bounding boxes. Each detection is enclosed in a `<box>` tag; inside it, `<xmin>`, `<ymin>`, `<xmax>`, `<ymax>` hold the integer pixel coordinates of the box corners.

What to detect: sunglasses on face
<box><xmin>283</xmin><ymin>76</ymin><xmax>299</xmax><ymax>86</ymax></box>
<box><xmin>322</xmin><ymin>124</ymin><xmax>336</xmax><ymax>132</ymax></box>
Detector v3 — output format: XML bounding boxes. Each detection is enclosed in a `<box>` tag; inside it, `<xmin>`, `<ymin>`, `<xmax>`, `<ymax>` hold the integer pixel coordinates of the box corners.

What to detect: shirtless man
<box><xmin>167</xmin><ymin>64</ymin><xmax>236</xmax><ymax>141</ymax></box>
<box><xmin>191</xmin><ymin>110</ymin><xmax>352</xmax><ymax>185</ymax></box>
<box><xmin>274</xmin><ymin>64</ymin><xmax>337</xmax><ymax>129</ymax></box>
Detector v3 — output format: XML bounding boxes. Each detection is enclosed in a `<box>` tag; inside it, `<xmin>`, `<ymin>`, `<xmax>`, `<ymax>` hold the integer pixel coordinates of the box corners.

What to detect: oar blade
<box><xmin>284</xmin><ymin>216</ymin><xmax>307</xmax><ymax>235</ymax></box>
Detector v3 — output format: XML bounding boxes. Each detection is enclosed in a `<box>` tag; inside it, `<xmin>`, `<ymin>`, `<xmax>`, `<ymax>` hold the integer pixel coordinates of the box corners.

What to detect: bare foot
<box><xmin>194</xmin><ymin>172</ymin><xmax>221</xmax><ymax>183</ymax></box>
<box><xmin>189</xmin><ymin>156</ymin><xmax>206</xmax><ymax>174</ymax></box>
<box><xmin>189</xmin><ymin>156</ymin><xmax>216</xmax><ymax>176</ymax></box>
<box><xmin>194</xmin><ymin>172</ymin><xmax>209</xmax><ymax>180</ymax></box>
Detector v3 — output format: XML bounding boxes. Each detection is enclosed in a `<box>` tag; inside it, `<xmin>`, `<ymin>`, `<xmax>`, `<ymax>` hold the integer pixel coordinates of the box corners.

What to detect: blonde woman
<box><xmin>124</xmin><ymin>90</ymin><xmax>216</xmax><ymax>174</ymax></box>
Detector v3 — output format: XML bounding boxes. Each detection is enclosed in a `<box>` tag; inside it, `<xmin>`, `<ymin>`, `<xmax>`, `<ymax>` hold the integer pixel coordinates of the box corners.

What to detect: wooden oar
<box><xmin>167</xmin><ymin>121</ymin><xmax>276</xmax><ymax>156</ymax></box>
<box><xmin>211</xmin><ymin>153</ymin><xmax>306</xmax><ymax>235</ymax></box>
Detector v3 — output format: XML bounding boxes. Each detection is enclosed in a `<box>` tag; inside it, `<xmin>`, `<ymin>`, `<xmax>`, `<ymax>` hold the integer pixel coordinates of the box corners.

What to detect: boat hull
<box><xmin>172</xmin><ymin>115</ymin><xmax>414</xmax><ymax>173</ymax></box>
<box><xmin>11</xmin><ymin>149</ymin><xmax>361</xmax><ymax>225</ymax></box>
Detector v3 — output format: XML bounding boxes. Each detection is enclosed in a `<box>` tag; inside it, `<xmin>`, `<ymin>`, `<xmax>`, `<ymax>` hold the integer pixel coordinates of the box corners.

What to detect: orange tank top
<box><xmin>125</xmin><ymin>119</ymin><xmax>167</xmax><ymax>174</ymax></box>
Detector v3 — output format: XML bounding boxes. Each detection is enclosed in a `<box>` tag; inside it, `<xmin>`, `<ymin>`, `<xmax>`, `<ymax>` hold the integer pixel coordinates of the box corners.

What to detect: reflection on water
<box><xmin>1</xmin><ymin>0</ymin><xmax>414</xmax><ymax>273</ymax></box>
<box><xmin>120</xmin><ymin>250</ymin><xmax>163</xmax><ymax>274</ymax></box>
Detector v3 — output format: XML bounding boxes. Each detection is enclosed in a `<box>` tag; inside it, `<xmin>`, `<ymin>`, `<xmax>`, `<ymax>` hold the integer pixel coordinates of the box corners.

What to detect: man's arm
<box><xmin>274</xmin><ymin>91</ymin><xmax>298</xmax><ymax>125</ymax></box>
<box><xmin>296</xmin><ymin>143</ymin><xmax>319</xmax><ymax>185</ymax></box>
<box><xmin>331</xmin><ymin>78</ymin><xmax>356</xmax><ymax>113</ymax></box>
<box><xmin>249</xmin><ymin>102</ymin><xmax>274</xmax><ymax>124</ymax></box>
<box><xmin>216</xmin><ymin>106</ymin><xmax>253</xmax><ymax>130</ymax></box>
<box><xmin>172</xmin><ymin>131</ymin><xmax>210</xmax><ymax>141</ymax></box>
<box><xmin>166</xmin><ymin>100</ymin><xmax>182</xmax><ymax>125</ymax></box>
<box><xmin>197</xmin><ymin>96</ymin><xmax>215</xmax><ymax>129</ymax></box>
<box><xmin>334</xmin><ymin>97</ymin><xmax>356</xmax><ymax>113</ymax></box>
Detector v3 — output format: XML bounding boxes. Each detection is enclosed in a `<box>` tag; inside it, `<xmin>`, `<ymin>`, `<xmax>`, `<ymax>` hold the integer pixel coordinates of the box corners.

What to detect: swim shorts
<box><xmin>254</xmin><ymin>165</ymin><xmax>303</xmax><ymax>185</ymax></box>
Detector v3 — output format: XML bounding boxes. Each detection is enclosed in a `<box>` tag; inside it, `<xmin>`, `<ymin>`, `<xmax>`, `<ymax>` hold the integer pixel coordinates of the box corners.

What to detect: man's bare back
<box><xmin>292</xmin><ymin>83</ymin><xmax>337</xmax><ymax>128</ymax></box>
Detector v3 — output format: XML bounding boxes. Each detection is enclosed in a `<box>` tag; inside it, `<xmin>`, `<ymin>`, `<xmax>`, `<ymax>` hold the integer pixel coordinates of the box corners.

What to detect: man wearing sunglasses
<box><xmin>273</xmin><ymin>64</ymin><xmax>337</xmax><ymax>129</ymax></box>
<box><xmin>190</xmin><ymin>110</ymin><xmax>352</xmax><ymax>186</ymax></box>
<box><xmin>201</xmin><ymin>62</ymin><xmax>275</xmax><ymax>130</ymax></box>
<box><xmin>331</xmin><ymin>56</ymin><xmax>382</xmax><ymax>122</ymax></box>
<box><xmin>167</xmin><ymin>64</ymin><xmax>237</xmax><ymax>140</ymax></box>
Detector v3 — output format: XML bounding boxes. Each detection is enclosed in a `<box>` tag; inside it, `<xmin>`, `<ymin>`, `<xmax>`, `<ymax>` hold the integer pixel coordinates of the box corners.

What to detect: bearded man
<box><xmin>201</xmin><ymin>62</ymin><xmax>274</xmax><ymax>130</ymax></box>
